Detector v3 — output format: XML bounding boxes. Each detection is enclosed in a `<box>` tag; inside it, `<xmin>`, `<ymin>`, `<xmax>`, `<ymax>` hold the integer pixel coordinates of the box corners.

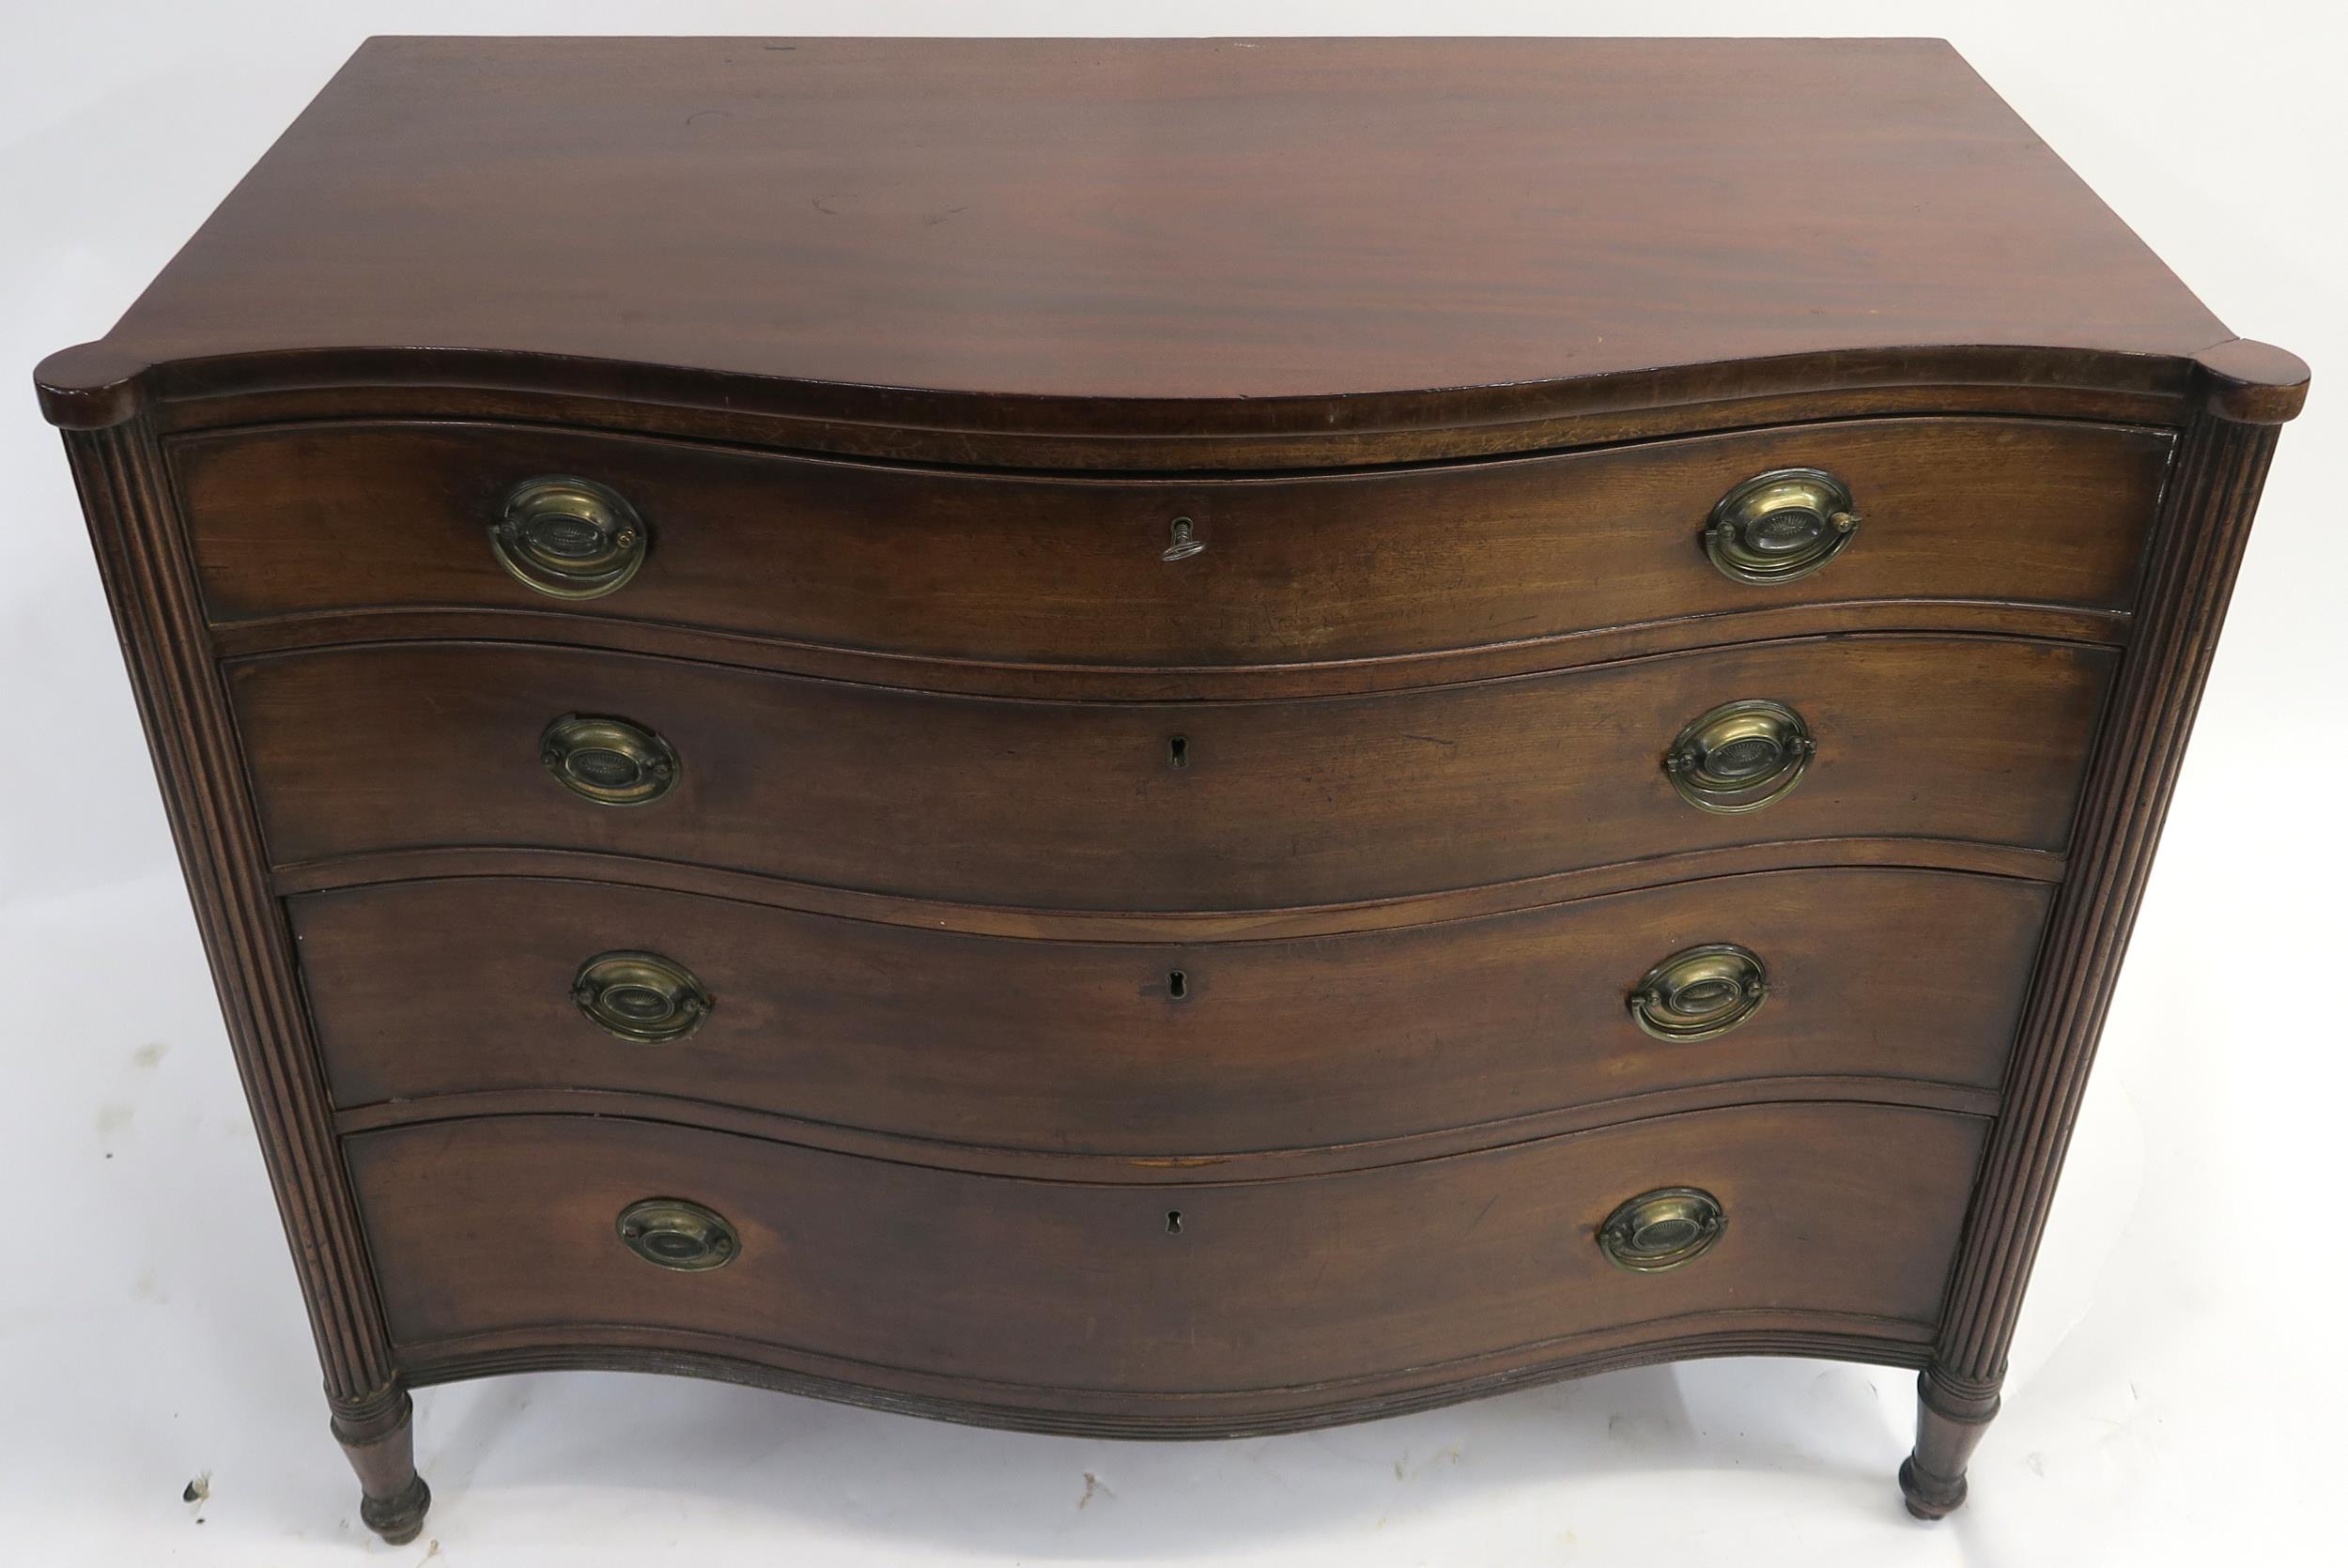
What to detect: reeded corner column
<box><xmin>41</xmin><ymin>353</ymin><xmax>426</xmax><ymax>1545</ymax></box>
<box><xmin>1902</xmin><ymin>339</ymin><xmax>2308</xmax><ymax>1519</ymax></box>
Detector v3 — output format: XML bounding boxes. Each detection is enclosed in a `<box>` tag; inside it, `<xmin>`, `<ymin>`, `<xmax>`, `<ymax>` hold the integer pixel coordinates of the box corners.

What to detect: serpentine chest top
<box><xmin>36</xmin><ymin>36</ymin><xmax>2305</xmax><ymax>1543</ymax></box>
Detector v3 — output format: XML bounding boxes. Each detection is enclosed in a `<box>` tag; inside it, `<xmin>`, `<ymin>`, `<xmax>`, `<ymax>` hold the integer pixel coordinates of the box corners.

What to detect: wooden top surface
<box><xmin>39</xmin><ymin>37</ymin><xmax>2268</xmax><ymax>437</ymax></box>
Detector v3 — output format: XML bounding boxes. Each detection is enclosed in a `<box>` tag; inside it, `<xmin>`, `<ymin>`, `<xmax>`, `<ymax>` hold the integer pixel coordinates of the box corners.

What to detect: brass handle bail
<box><xmin>539</xmin><ymin>713</ymin><xmax>681</xmax><ymax>807</ymax></box>
<box><xmin>1628</xmin><ymin>945</ymin><xmax>1769</xmax><ymax>1041</ymax></box>
<box><xmin>492</xmin><ymin>474</ymin><xmax>650</xmax><ymax>598</ymax></box>
<box><xmin>1703</xmin><ymin>468</ymin><xmax>1862</xmax><ymax>585</ymax></box>
<box><xmin>572</xmin><ymin>950</ymin><xmax>715</xmax><ymax>1043</ymax></box>
<box><xmin>1599</xmin><ymin>1187</ymin><xmax>1726</xmax><ymax>1271</ymax></box>
<box><xmin>1662</xmin><ymin>699</ymin><xmax>1815</xmax><ymax>813</ymax></box>
<box><xmin>617</xmin><ymin>1198</ymin><xmax>738</xmax><ymax>1271</ymax></box>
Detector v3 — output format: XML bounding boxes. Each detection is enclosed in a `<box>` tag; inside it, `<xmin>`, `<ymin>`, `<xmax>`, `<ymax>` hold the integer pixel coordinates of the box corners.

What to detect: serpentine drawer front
<box><xmin>170</xmin><ymin>416</ymin><xmax>2168</xmax><ymax>669</ymax></box>
<box><xmin>297</xmin><ymin>868</ymin><xmax>2051</xmax><ymax>1155</ymax></box>
<box><xmin>348</xmin><ymin>1104</ymin><xmax>1989</xmax><ymax>1423</ymax></box>
<box><xmin>232</xmin><ymin>635</ymin><xmax>2113</xmax><ymax>910</ymax></box>
<box><xmin>38</xmin><ymin>37</ymin><xmax>2304</xmax><ymax>1542</ymax></box>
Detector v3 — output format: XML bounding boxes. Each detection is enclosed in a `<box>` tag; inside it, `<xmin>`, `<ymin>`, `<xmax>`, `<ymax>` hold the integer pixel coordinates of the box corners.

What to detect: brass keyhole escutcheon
<box><xmin>572</xmin><ymin>950</ymin><xmax>715</xmax><ymax>1043</ymax></box>
<box><xmin>1598</xmin><ymin>1187</ymin><xmax>1725</xmax><ymax>1272</ymax></box>
<box><xmin>539</xmin><ymin>713</ymin><xmax>681</xmax><ymax>807</ymax></box>
<box><xmin>1628</xmin><ymin>944</ymin><xmax>1768</xmax><ymax>1041</ymax></box>
<box><xmin>491</xmin><ymin>474</ymin><xmax>650</xmax><ymax>598</ymax></box>
<box><xmin>616</xmin><ymin>1198</ymin><xmax>738</xmax><ymax>1271</ymax></box>
<box><xmin>1161</xmin><ymin>516</ymin><xmax>1205</xmax><ymax>561</ymax></box>
<box><xmin>1662</xmin><ymin>699</ymin><xmax>1815</xmax><ymax>813</ymax></box>
<box><xmin>1703</xmin><ymin>468</ymin><xmax>1861</xmax><ymax>585</ymax></box>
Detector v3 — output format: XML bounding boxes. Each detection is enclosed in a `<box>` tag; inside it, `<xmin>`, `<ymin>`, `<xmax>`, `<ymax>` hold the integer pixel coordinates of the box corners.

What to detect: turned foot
<box><xmin>332</xmin><ymin>1382</ymin><xmax>432</xmax><ymax>1545</ymax></box>
<box><xmin>1898</xmin><ymin>1453</ymin><xmax>1967</xmax><ymax>1520</ymax></box>
<box><xmin>1900</xmin><ymin>1367</ymin><xmax>2000</xmax><ymax>1520</ymax></box>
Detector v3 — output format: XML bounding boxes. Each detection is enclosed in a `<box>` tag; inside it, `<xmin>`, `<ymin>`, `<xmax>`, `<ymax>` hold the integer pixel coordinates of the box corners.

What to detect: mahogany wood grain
<box><xmin>38</xmin><ymin>38</ymin><xmax>2236</xmax><ymax>453</ymax></box>
<box><xmin>347</xmin><ymin>1104</ymin><xmax>1987</xmax><ymax>1406</ymax></box>
<box><xmin>293</xmin><ymin>867</ymin><xmax>2049</xmax><ymax>1155</ymax></box>
<box><xmin>172</xmin><ymin>417</ymin><xmax>2166</xmax><ymax>669</ymax></box>
<box><xmin>233</xmin><ymin>635</ymin><xmax>2115</xmax><ymax>912</ymax></box>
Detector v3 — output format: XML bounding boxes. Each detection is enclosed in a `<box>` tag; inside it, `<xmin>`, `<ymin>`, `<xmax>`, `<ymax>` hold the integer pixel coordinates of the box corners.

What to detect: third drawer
<box><xmin>298</xmin><ymin>866</ymin><xmax>2048</xmax><ymax>1153</ymax></box>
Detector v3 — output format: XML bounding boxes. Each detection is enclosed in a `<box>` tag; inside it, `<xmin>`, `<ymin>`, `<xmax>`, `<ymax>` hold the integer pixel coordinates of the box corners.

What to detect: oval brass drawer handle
<box><xmin>1704</xmin><ymin>467</ymin><xmax>1861</xmax><ymax>584</ymax></box>
<box><xmin>539</xmin><ymin>713</ymin><xmax>680</xmax><ymax>806</ymax></box>
<box><xmin>573</xmin><ymin>950</ymin><xmax>714</xmax><ymax>1043</ymax></box>
<box><xmin>1663</xmin><ymin>698</ymin><xmax>1815</xmax><ymax>813</ymax></box>
<box><xmin>616</xmin><ymin>1198</ymin><xmax>738</xmax><ymax>1271</ymax></box>
<box><xmin>1629</xmin><ymin>944</ymin><xmax>1768</xmax><ymax>1041</ymax></box>
<box><xmin>492</xmin><ymin>474</ymin><xmax>649</xmax><ymax>599</ymax></box>
<box><xmin>1599</xmin><ymin>1187</ymin><xmax>1726</xmax><ymax>1272</ymax></box>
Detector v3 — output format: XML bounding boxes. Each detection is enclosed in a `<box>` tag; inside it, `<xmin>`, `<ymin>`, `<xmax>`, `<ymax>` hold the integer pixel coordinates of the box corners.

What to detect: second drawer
<box><xmin>298</xmin><ymin>866</ymin><xmax>2048</xmax><ymax>1153</ymax></box>
<box><xmin>235</xmin><ymin>633</ymin><xmax>2114</xmax><ymax>910</ymax></box>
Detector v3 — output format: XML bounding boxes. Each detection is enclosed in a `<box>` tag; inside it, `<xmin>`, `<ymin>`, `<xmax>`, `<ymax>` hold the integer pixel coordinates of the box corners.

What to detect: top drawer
<box><xmin>172</xmin><ymin>417</ymin><xmax>2164</xmax><ymax>668</ymax></box>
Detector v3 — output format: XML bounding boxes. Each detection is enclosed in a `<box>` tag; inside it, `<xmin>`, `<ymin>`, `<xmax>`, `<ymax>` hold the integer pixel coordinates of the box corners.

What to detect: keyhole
<box><xmin>1168</xmin><ymin>735</ymin><xmax>1189</xmax><ymax>768</ymax></box>
<box><xmin>1166</xmin><ymin>1210</ymin><xmax>1184</xmax><ymax>1235</ymax></box>
<box><xmin>1161</xmin><ymin>516</ymin><xmax>1205</xmax><ymax>561</ymax></box>
<box><xmin>1168</xmin><ymin>969</ymin><xmax>1188</xmax><ymax>1000</ymax></box>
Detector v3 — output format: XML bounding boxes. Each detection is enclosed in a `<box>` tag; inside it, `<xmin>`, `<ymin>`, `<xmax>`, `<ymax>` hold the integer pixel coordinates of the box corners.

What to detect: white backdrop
<box><xmin>3</xmin><ymin>4</ymin><xmax>2340</xmax><ymax>1563</ymax></box>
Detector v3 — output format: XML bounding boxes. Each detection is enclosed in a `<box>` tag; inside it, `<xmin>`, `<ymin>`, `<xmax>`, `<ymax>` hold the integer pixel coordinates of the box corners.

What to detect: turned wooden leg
<box><xmin>1899</xmin><ymin>1367</ymin><xmax>2000</xmax><ymax>1520</ymax></box>
<box><xmin>331</xmin><ymin>1381</ymin><xmax>431</xmax><ymax>1545</ymax></box>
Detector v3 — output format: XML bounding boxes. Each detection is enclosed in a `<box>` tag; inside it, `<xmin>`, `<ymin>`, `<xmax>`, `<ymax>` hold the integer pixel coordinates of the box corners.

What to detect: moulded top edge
<box><xmin>32</xmin><ymin>339</ymin><xmax>2276</xmax><ymax>446</ymax></box>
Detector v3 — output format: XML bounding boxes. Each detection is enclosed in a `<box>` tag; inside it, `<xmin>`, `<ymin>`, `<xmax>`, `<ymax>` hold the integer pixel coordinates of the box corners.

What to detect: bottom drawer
<box><xmin>351</xmin><ymin>1104</ymin><xmax>1985</xmax><ymax>1412</ymax></box>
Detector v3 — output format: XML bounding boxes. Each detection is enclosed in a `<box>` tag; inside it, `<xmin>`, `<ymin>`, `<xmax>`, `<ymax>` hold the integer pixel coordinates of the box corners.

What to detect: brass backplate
<box><xmin>616</xmin><ymin>1197</ymin><xmax>738</xmax><ymax>1271</ymax></box>
<box><xmin>539</xmin><ymin>713</ymin><xmax>680</xmax><ymax>807</ymax></box>
<box><xmin>1703</xmin><ymin>467</ymin><xmax>1861</xmax><ymax>585</ymax></box>
<box><xmin>572</xmin><ymin>950</ymin><xmax>715</xmax><ymax>1043</ymax></box>
<box><xmin>1662</xmin><ymin>698</ymin><xmax>1815</xmax><ymax>813</ymax></box>
<box><xmin>491</xmin><ymin>473</ymin><xmax>649</xmax><ymax>599</ymax></box>
<box><xmin>1629</xmin><ymin>944</ymin><xmax>1769</xmax><ymax>1041</ymax></box>
<box><xmin>1598</xmin><ymin>1187</ymin><xmax>1726</xmax><ymax>1272</ymax></box>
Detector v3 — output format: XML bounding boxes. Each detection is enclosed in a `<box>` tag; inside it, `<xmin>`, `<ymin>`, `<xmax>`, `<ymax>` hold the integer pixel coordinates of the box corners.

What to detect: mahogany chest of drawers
<box><xmin>35</xmin><ymin>36</ymin><xmax>2305</xmax><ymax>1544</ymax></box>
